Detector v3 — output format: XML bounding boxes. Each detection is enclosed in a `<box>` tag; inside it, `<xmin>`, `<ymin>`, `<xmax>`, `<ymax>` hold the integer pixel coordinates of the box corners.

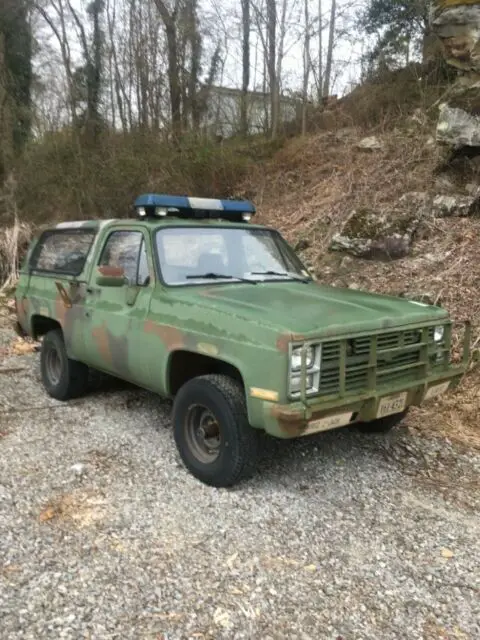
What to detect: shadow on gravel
<box><xmin>252</xmin><ymin>425</ymin><xmax>406</xmax><ymax>485</ymax></box>
<box><xmin>82</xmin><ymin>380</ymin><xmax>408</xmax><ymax>487</ymax></box>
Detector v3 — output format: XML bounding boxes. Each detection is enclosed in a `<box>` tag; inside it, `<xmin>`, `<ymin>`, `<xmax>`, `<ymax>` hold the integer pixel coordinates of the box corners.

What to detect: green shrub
<box><xmin>13</xmin><ymin>130</ymin><xmax>261</xmax><ymax>224</ymax></box>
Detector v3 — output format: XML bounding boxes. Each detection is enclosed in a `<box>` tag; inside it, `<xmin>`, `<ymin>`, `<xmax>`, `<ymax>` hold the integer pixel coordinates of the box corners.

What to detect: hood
<box><xmin>191</xmin><ymin>281</ymin><xmax>448</xmax><ymax>338</ymax></box>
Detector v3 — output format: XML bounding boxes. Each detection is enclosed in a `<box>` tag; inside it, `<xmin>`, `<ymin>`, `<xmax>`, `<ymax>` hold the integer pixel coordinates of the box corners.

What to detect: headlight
<box><xmin>290</xmin><ymin>374</ymin><xmax>315</xmax><ymax>395</ymax></box>
<box><xmin>289</xmin><ymin>344</ymin><xmax>321</xmax><ymax>398</ymax></box>
<box><xmin>434</xmin><ymin>326</ymin><xmax>445</xmax><ymax>343</ymax></box>
<box><xmin>291</xmin><ymin>346</ymin><xmax>315</xmax><ymax>371</ymax></box>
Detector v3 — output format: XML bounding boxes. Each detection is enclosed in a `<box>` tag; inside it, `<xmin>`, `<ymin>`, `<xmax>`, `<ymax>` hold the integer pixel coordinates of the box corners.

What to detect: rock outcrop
<box><xmin>432</xmin><ymin>1</ymin><xmax>480</xmax><ymax>148</ymax></box>
<box><xmin>330</xmin><ymin>209</ymin><xmax>421</xmax><ymax>260</ymax></box>
<box><xmin>329</xmin><ymin>190</ymin><xmax>480</xmax><ymax>261</ymax></box>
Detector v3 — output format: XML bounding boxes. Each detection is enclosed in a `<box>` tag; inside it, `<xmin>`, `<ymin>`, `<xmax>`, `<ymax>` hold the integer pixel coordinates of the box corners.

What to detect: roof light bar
<box><xmin>134</xmin><ymin>193</ymin><xmax>256</xmax><ymax>221</ymax></box>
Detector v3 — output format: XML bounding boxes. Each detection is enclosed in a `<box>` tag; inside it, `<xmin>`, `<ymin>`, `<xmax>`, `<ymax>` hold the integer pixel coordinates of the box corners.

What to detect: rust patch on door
<box><xmin>98</xmin><ymin>266</ymin><xmax>125</xmax><ymax>278</ymax></box>
<box><xmin>55</xmin><ymin>282</ymin><xmax>72</xmax><ymax>309</ymax></box>
<box><xmin>144</xmin><ymin>320</ymin><xmax>185</xmax><ymax>351</ymax></box>
<box><xmin>92</xmin><ymin>323</ymin><xmax>113</xmax><ymax>362</ymax></box>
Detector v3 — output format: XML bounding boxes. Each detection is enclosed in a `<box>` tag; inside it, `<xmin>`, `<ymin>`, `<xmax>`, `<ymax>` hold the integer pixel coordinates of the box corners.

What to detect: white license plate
<box><xmin>376</xmin><ymin>393</ymin><xmax>407</xmax><ymax>419</ymax></box>
<box><xmin>304</xmin><ymin>412</ymin><xmax>353</xmax><ymax>436</ymax></box>
<box><xmin>424</xmin><ymin>381</ymin><xmax>450</xmax><ymax>401</ymax></box>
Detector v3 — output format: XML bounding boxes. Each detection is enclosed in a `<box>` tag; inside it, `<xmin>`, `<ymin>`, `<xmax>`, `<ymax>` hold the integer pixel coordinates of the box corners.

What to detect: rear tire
<box><xmin>357</xmin><ymin>409</ymin><xmax>409</xmax><ymax>434</ymax></box>
<box><xmin>173</xmin><ymin>374</ymin><xmax>258</xmax><ymax>487</ymax></box>
<box><xmin>40</xmin><ymin>329</ymin><xmax>89</xmax><ymax>401</ymax></box>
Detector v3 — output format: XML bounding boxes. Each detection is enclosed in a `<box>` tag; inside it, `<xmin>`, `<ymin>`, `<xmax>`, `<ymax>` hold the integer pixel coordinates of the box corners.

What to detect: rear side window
<box><xmin>30</xmin><ymin>230</ymin><xmax>96</xmax><ymax>276</ymax></box>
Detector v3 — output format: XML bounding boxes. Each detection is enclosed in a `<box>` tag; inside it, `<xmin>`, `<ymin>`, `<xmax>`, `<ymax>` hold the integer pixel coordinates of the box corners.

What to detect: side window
<box><xmin>31</xmin><ymin>230</ymin><xmax>95</xmax><ymax>276</ymax></box>
<box><xmin>98</xmin><ymin>231</ymin><xmax>150</xmax><ymax>286</ymax></box>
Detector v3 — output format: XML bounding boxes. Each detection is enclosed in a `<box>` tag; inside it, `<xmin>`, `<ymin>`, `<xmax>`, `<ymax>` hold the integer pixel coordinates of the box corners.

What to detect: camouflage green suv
<box><xmin>15</xmin><ymin>194</ymin><xmax>470</xmax><ymax>487</ymax></box>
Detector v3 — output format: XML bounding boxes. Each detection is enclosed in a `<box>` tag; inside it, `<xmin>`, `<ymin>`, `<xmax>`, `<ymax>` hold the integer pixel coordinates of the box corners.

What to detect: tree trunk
<box><xmin>35</xmin><ymin>1</ymin><xmax>76</xmax><ymax>125</ymax></box>
<box><xmin>276</xmin><ymin>0</ymin><xmax>288</xmax><ymax>111</ymax></box>
<box><xmin>302</xmin><ymin>0</ymin><xmax>311</xmax><ymax>136</ymax></box>
<box><xmin>240</xmin><ymin>0</ymin><xmax>250</xmax><ymax>137</ymax></box>
<box><xmin>266</xmin><ymin>0</ymin><xmax>277</xmax><ymax>138</ymax></box>
<box><xmin>154</xmin><ymin>0</ymin><xmax>182</xmax><ymax>138</ymax></box>
<box><xmin>89</xmin><ymin>0</ymin><xmax>104</xmax><ymax>139</ymax></box>
<box><xmin>318</xmin><ymin>0</ymin><xmax>323</xmax><ymax>102</ymax></box>
<box><xmin>0</xmin><ymin>0</ymin><xmax>32</xmax><ymax>153</ymax></box>
<box><xmin>323</xmin><ymin>0</ymin><xmax>335</xmax><ymax>98</ymax></box>
<box><xmin>187</xmin><ymin>1</ymin><xmax>202</xmax><ymax>132</ymax></box>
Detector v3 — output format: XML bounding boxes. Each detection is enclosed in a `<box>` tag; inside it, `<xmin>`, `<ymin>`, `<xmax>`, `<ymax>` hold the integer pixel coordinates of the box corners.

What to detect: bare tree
<box><xmin>323</xmin><ymin>0</ymin><xmax>336</xmax><ymax>97</ymax></box>
<box><xmin>34</xmin><ymin>0</ymin><xmax>77</xmax><ymax>124</ymax></box>
<box><xmin>240</xmin><ymin>0</ymin><xmax>250</xmax><ymax>136</ymax></box>
<box><xmin>153</xmin><ymin>0</ymin><xmax>182</xmax><ymax>137</ymax></box>
<box><xmin>302</xmin><ymin>0</ymin><xmax>311</xmax><ymax>135</ymax></box>
<box><xmin>317</xmin><ymin>0</ymin><xmax>323</xmax><ymax>101</ymax></box>
<box><xmin>266</xmin><ymin>0</ymin><xmax>278</xmax><ymax>138</ymax></box>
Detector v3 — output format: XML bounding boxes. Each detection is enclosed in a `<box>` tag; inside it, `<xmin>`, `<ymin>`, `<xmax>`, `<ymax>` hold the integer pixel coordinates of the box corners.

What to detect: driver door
<box><xmin>83</xmin><ymin>228</ymin><xmax>155</xmax><ymax>387</ymax></box>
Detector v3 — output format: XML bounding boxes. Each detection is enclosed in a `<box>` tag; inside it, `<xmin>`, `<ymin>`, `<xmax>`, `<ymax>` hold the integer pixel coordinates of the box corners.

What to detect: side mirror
<box><xmin>96</xmin><ymin>266</ymin><xmax>126</xmax><ymax>287</ymax></box>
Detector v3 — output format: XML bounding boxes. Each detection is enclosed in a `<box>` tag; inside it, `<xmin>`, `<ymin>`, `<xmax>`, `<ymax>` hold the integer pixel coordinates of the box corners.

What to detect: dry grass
<box><xmin>248</xmin><ymin>126</ymin><xmax>480</xmax><ymax>449</ymax></box>
<box><xmin>0</xmin><ymin>219</ymin><xmax>33</xmax><ymax>292</ymax></box>
<box><xmin>0</xmin><ymin>176</ymin><xmax>34</xmax><ymax>292</ymax></box>
<box><xmin>250</xmin><ymin>127</ymin><xmax>440</xmax><ymax>250</ymax></box>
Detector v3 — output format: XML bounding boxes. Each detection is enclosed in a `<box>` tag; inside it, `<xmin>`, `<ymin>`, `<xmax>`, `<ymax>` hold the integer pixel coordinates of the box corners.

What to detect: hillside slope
<box><xmin>248</xmin><ymin>125</ymin><xmax>480</xmax><ymax>448</ymax></box>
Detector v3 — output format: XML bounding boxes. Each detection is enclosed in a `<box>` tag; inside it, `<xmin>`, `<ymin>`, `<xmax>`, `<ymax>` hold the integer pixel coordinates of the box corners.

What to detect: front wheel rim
<box><xmin>185</xmin><ymin>405</ymin><xmax>222</xmax><ymax>464</ymax></box>
<box><xmin>45</xmin><ymin>346</ymin><xmax>62</xmax><ymax>386</ymax></box>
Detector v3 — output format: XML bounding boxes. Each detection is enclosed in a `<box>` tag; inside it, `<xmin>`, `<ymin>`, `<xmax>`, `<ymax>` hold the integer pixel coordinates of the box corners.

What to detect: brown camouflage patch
<box><xmin>90</xmin><ymin>321</ymin><xmax>130</xmax><ymax>375</ymax></box>
<box><xmin>276</xmin><ymin>333</ymin><xmax>305</xmax><ymax>353</ymax></box>
<box><xmin>98</xmin><ymin>266</ymin><xmax>125</xmax><ymax>278</ymax></box>
<box><xmin>92</xmin><ymin>322</ymin><xmax>112</xmax><ymax>362</ymax></box>
<box><xmin>144</xmin><ymin>320</ymin><xmax>185</xmax><ymax>350</ymax></box>
<box><xmin>270</xmin><ymin>403</ymin><xmax>306</xmax><ymax>436</ymax></box>
<box><xmin>55</xmin><ymin>282</ymin><xmax>72</xmax><ymax>308</ymax></box>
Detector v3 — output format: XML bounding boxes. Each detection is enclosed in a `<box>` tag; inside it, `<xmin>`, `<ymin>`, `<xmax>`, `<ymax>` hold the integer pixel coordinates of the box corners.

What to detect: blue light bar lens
<box><xmin>134</xmin><ymin>194</ymin><xmax>256</xmax><ymax>216</ymax></box>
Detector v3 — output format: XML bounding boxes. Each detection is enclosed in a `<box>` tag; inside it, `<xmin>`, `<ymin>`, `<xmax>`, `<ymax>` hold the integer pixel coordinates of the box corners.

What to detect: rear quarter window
<box><xmin>30</xmin><ymin>230</ymin><xmax>96</xmax><ymax>276</ymax></box>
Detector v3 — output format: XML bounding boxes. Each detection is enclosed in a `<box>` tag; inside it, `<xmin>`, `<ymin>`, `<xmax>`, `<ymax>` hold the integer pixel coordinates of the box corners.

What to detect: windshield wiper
<box><xmin>250</xmin><ymin>270</ymin><xmax>311</xmax><ymax>283</ymax></box>
<box><xmin>186</xmin><ymin>272</ymin><xmax>257</xmax><ymax>285</ymax></box>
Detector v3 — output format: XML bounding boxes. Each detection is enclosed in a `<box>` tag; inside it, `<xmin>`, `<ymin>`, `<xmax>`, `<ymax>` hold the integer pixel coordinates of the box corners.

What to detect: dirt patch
<box><xmin>38</xmin><ymin>489</ymin><xmax>107</xmax><ymax>529</ymax></box>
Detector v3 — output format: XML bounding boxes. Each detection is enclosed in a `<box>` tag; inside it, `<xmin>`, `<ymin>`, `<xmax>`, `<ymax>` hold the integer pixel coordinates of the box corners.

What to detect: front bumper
<box><xmin>262</xmin><ymin>322</ymin><xmax>471</xmax><ymax>439</ymax></box>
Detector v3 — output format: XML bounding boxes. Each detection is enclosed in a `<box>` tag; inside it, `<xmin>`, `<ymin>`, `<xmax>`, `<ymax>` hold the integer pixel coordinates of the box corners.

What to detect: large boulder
<box><xmin>432</xmin><ymin>192</ymin><xmax>480</xmax><ymax>215</ymax></box>
<box><xmin>432</xmin><ymin>1</ymin><xmax>480</xmax><ymax>148</ymax></box>
<box><xmin>437</xmin><ymin>103</ymin><xmax>480</xmax><ymax>147</ymax></box>
<box><xmin>356</xmin><ymin>136</ymin><xmax>383</xmax><ymax>151</ymax></box>
<box><xmin>330</xmin><ymin>209</ymin><xmax>421</xmax><ymax>260</ymax></box>
<box><xmin>432</xmin><ymin>1</ymin><xmax>480</xmax><ymax>72</ymax></box>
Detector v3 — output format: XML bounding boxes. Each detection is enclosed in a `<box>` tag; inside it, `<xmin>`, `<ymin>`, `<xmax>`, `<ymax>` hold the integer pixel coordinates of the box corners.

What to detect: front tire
<box><xmin>40</xmin><ymin>329</ymin><xmax>89</xmax><ymax>401</ymax></box>
<box><xmin>357</xmin><ymin>409</ymin><xmax>409</xmax><ymax>434</ymax></box>
<box><xmin>172</xmin><ymin>375</ymin><xmax>258</xmax><ymax>488</ymax></box>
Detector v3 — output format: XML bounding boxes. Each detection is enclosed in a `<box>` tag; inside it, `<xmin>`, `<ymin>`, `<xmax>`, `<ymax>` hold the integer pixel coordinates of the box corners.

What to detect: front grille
<box><xmin>317</xmin><ymin>327</ymin><xmax>445</xmax><ymax>397</ymax></box>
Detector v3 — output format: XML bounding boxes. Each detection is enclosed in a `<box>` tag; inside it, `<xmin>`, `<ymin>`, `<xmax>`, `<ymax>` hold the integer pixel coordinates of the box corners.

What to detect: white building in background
<box><xmin>202</xmin><ymin>85</ymin><xmax>302</xmax><ymax>138</ymax></box>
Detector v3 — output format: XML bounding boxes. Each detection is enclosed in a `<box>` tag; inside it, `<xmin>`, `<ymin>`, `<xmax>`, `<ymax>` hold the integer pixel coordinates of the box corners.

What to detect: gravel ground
<box><xmin>0</xmin><ymin>326</ymin><xmax>479</xmax><ymax>640</ymax></box>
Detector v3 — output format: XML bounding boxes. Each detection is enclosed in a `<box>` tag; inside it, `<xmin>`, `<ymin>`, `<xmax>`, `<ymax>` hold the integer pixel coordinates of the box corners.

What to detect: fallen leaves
<box><xmin>226</xmin><ymin>551</ymin><xmax>238</xmax><ymax>570</ymax></box>
<box><xmin>38</xmin><ymin>489</ymin><xmax>107</xmax><ymax>528</ymax></box>
<box><xmin>213</xmin><ymin>607</ymin><xmax>232</xmax><ymax>629</ymax></box>
<box><xmin>12</xmin><ymin>338</ymin><xmax>38</xmax><ymax>355</ymax></box>
<box><xmin>440</xmin><ymin>548</ymin><xmax>455</xmax><ymax>559</ymax></box>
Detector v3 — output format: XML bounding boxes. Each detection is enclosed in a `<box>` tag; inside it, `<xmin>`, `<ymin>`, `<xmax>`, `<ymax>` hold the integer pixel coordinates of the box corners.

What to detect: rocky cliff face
<box><xmin>432</xmin><ymin>0</ymin><xmax>480</xmax><ymax>147</ymax></box>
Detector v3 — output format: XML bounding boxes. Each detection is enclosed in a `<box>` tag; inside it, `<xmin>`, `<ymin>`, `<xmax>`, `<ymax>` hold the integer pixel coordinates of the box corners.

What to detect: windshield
<box><xmin>155</xmin><ymin>226</ymin><xmax>310</xmax><ymax>286</ymax></box>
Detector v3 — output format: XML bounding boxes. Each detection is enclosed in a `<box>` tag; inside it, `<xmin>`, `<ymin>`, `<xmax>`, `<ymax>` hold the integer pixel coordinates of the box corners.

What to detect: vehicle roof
<box><xmin>53</xmin><ymin>217</ymin><xmax>270</xmax><ymax>231</ymax></box>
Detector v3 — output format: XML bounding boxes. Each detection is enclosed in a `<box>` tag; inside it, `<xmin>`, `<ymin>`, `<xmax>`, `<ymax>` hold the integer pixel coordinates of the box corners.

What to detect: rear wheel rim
<box><xmin>185</xmin><ymin>405</ymin><xmax>222</xmax><ymax>464</ymax></box>
<box><xmin>45</xmin><ymin>345</ymin><xmax>62</xmax><ymax>386</ymax></box>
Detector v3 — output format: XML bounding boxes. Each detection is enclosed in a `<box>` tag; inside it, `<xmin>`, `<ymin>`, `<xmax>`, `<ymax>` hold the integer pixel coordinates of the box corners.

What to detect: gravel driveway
<box><xmin>0</xmin><ymin>325</ymin><xmax>479</xmax><ymax>640</ymax></box>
